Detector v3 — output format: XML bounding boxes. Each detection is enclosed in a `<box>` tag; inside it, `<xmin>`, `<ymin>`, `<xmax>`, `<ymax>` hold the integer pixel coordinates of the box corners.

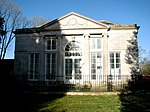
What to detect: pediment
<box><xmin>40</xmin><ymin>12</ymin><xmax>109</xmax><ymax>30</ymax></box>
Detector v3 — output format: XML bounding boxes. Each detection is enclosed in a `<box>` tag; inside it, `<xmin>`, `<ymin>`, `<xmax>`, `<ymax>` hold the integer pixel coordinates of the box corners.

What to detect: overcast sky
<box><xmin>5</xmin><ymin>0</ymin><xmax>150</xmax><ymax>58</ymax></box>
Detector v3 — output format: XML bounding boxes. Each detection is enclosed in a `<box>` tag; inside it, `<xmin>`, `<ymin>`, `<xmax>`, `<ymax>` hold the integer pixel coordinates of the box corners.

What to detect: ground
<box><xmin>2</xmin><ymin>90</ymin><xmax>150</xmax><ymax>112</ymax></box>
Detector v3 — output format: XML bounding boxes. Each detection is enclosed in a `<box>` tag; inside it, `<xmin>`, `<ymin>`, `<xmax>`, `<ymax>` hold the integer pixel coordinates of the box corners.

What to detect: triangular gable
<box><xmin>40</xmin><ymin>12</ymin><xmax>109</xmax><ymax>30</ymax></box>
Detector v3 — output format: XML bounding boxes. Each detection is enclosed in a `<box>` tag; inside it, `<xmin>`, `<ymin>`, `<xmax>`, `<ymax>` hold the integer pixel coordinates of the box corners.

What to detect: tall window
<box><xmin>91</xmin><ymin>53</ymin><xmax>102</xmax><ymax>80</ymax></box>
<box><xmin>109</xmin><ymin>52</ymin><xmax>121</xmax><ymax>79</ymax></box>
<box><xmin>28</xmin><ymin>54</ymin><xmax>39</xmax><ymax>80</ymax></box>
<box><xmin>90</xmin><ymin>37</ymin><xmax>102</xmax><ymax>80</ymax></box>
<box><xmin>46</xmin><ymin>38</ymin><xmax>57</xmax><ymax>50</ymax></box>
<box><xmin>45</xmin><ymin>53</ymin><xmax>57</xmax><ymax>80</ymax></box>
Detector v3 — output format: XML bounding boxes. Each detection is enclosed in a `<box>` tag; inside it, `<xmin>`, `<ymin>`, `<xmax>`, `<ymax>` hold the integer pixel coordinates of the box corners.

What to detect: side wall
<box><xmin>108</xmin><ymin>29</ymin><xmax>138</xmax><ymax>76</ymax></box>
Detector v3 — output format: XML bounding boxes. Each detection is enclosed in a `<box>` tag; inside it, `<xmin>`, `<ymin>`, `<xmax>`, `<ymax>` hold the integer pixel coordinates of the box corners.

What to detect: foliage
<box><xmin>125</xmin><ymin>31</ymin><xmax>139</xmax><ymax>78</ymax></box>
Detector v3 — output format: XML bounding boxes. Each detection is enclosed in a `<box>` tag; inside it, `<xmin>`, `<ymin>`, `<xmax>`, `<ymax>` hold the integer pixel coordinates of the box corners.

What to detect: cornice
<box><xmin>110</xmin><ymin>24</ymin><xmax>140</xmax><ymax>30</ymax></box>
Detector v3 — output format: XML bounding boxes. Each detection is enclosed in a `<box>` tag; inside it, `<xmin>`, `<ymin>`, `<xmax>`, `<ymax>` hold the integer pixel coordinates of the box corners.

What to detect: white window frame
<box><xmin>28</xmin><ymin>53</ymin><xmax>39</xmax><ymax>81</ymax></box>
<box><xmin>90</xmin><ymin>37</ymin><xmax>102</xmax><ymax>51</ymax></box>
<box><xmin>45</xmin><ymin>53</ymin><xmax>57</xmax><ymax>81</ymax></box>
<box><xmin>109</xmin><ymin>52</ymin><xmax>121</xmax><ymax>80</ymax></box>
<box><xmin>45</xmin><ymin>37</ymin><xmax>57</xmax><ymax>51</ymax></box>
<box><xmin>64</xmin><ymin>41</ymin><xmax>82</xmax><ymax>83</ymax></box>
<box><xmin>90</xmin><ymin>52</ymin><xmax>103</xmax><ymax>80</ymax></box>
<box><xmin>90</xmin><ymin>36</ymin><xmax>103</xmax><ymax>80</ymax></box>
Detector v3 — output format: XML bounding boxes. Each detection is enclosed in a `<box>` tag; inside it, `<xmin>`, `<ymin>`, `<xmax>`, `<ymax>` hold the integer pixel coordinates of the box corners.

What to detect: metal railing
<box><xmin>14</xmin><ymin>74</ymin><xmax>131</xmax><ymax>92</ymax></box>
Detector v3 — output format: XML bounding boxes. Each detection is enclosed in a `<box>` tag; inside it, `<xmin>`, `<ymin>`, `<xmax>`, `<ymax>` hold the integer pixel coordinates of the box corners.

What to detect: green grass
<box><xmin>38</xmin><ymin>95</ymin><xmax>121</xmax><ymax>112</ymax></box>
<box><xmin>7</xmin><ymin>90</ymin><xmax>150</xmax><ymax>112</ymax></box>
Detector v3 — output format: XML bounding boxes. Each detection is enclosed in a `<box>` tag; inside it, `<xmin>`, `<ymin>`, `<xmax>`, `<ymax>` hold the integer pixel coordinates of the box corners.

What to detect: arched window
<box><xmin>65</xmin><ymin>41</ymin><xmax>81</xmax><ymax>51</ymax></box>
<box><xmin>65</xmin><ymin>41</ymin><xmax>82</xmax><ymax>57</ymax></box>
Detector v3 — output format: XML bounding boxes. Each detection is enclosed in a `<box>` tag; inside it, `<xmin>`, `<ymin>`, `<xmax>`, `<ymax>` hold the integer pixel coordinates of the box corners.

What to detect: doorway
<box><xmin>64</xmin><ymin>41</ymin><xmax>82</xmax><ymax>83</ymax></box>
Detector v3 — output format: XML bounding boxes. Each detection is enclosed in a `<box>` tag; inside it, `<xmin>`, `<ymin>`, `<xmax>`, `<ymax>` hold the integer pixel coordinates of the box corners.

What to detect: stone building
<box><xmin>14</xmin><ymin>12</ymin><xmax>140</xmax><ymax>88</ymax></box>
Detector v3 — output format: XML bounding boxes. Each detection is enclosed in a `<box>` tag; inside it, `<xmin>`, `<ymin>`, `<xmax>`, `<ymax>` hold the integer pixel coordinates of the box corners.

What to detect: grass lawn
<box><xmin>119</xmin><ymin>90</ymin><xmax>150</xmax><ymax>112</ymax></box>
<box><xmin>5</xmin><ymin>90</ymin><xmax>150</xmax><ymax>112</ymax></box>
<box><xmin>38</xmin><ymin>95</ymin><xmax>121</xmax><ymax>112</ymax></box>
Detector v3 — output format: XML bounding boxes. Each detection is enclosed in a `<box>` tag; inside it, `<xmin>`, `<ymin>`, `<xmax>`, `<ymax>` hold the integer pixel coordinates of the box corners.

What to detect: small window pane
<box><xmin>116</xmin><ymin>53</ymin><xmax>120</xmax><ymax>58</ymax></box>
<box><xmin>91</xmin><ymin>75</ymin><xmax>96</xmax><ymax>79</ymax></box>
<box><xmin>110</xmin><ymin>64</ymin><xmax>114</xmax><ymax>69</ymax></box>
<box><xmin>116</xmin><ymin>64</ymin><xmax>120</xmax><ymax>68</ymax></box>
<box><xmin>52</xmin><ymin>39</ymin><xmax>56</xmax><ymax>49</ymax></box>
<box><xmin>110</xmin><ymin>53</ymin><xmax>114</xmax><ymax>58</ymax></box>
<box><xmin>47</xmin><ymin>40</ymin><xmax>51</xmax><ymax>50</ymax></box>
<box><xmin>97</xmin><ymin>53</ymin><xmax>101</xmax><ymax>58</ymax></box>
<box><xmin>110</xmin><ymin>59</ymin><xmax>114</xmax><ymax>63</ymax></box>
<box><xmin>116</xmin><ymin>59</ymin><xmax>120</xmax><ymax>63</ymax></box>
<box><xmin>91</xmin><ymin>39</ymin><xmax>96</xmax><ymax>49</ymax></box>
<box><xmin>91</xmin><ymin>64</ymin><xmax>96</xmax><ymax>68</ymax></box>
<box><xmin>97</xmin><ymin>39</ymin><xmax>101</xmax><ymax>49</ymax></box>
<box><xmin>91</xmin><ymin>69</ymin><xmax>96</xmax><ymax>73</ymax></box>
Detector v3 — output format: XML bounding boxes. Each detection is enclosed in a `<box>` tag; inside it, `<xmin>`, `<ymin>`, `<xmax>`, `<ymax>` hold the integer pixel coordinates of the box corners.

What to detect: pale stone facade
<box><xmin>14</xmin><ymin>12</ymin><xmax>140</xmax><ymax>87</ymax></box>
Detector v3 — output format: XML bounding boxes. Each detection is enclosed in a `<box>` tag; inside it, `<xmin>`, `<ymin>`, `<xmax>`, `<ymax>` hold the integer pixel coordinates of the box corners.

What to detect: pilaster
<box><xmin>102</xmin><ymin>33</ymin><xmax>109</xmax><ymax>76</ymax></box>
<box><xmin>39</xmin><ymin>36</ymin><xmax>45</xmax><ymax>81</ymax></box>
<box><xmin>57</xmin><ymin>35</ymin><xmax>63</xmax><ymax>80</ymax></box>
<box><xmin>83</xmin><ymin>33</ymin><xmax>90</xmax><ymax>78</ymax></box>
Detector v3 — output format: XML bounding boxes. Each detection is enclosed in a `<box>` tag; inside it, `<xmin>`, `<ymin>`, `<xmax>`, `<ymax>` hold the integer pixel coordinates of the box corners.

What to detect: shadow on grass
<box><xmin>1</xmin><ymin>81</ymin><xmax>66</xmax><ymax>112</ymax></box>
<box><xmin>119</xmin><ymin>76</ymin><xmax>150</xmax><ymax>112</ymax></box>
<box><xmin>119</xmin><ymin>31</ymin><xmax>150</xmax><ymax>111</ymax></box>
<box><xmin>4</xmin><ymin>91</ymin><xmax>65</xmax><ymax>112</ymax></box>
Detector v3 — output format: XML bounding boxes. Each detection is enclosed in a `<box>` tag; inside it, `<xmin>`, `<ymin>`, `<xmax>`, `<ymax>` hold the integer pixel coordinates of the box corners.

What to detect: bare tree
<box><xmin>0</xmin><ymin>18</ymin><xmax>6</xmax><ymax>43</ymax></box>
<box><xmin>138</xmin><ymin>46</ymin><xmax>146</xmax><ymax>61</ymax></box>
<box><xmin>139</xmin><ymin>51</ymin><xmax>150</xmax><ymax>76</ymax></box>
<box><xmin>139</xmin><ymin>57</ymin><xmax>150</xmax><ymax>76</ymax></box>
<box><xmin>29</xmin><ymin>16</ymin><xmax>48</xmax><ymax>27</ymax></box>
<box><xmin>0</xmin><ymin>0</ymin><xmax>30</xmax><ymax>59</ymax></box>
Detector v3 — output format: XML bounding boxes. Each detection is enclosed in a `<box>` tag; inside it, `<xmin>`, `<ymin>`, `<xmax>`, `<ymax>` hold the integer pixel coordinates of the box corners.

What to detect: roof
<box><xmin>14</xmin><ymin>12</ymin><xmax>140</xmax><ymax>34</ymax></box>
<box><xmin>98</xmin><ymin>20</ymin><xmax>119</xmax><ymax>26</ymax></box>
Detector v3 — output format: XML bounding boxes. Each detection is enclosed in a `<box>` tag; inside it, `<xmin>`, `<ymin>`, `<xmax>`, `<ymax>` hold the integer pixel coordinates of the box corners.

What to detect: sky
<box><xmin>5</xmin><ymin>0</ymin><xmax>150</xmax><ymax>59</ymax></box>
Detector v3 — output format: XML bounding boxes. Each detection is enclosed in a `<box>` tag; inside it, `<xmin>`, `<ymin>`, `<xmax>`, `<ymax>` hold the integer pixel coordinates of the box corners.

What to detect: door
<box><xmin>65</xmin><ymin>58</ymin><xmax>82</xmax><ymax>83</ymax></box>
